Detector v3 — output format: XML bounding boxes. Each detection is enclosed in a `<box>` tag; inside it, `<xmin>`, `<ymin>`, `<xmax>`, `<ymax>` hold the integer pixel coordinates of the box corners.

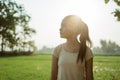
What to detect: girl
<box><xmin>51</xmin><ymin>15</ymin><xmax>94</xmax><ymax>80</ymax></box>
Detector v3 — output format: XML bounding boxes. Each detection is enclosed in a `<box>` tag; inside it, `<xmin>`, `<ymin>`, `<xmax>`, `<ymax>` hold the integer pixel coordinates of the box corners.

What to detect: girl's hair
<box><xmin>77</xmin><ymin>23</ymin><xmax>92</xmax><ymax>63</ymax></box>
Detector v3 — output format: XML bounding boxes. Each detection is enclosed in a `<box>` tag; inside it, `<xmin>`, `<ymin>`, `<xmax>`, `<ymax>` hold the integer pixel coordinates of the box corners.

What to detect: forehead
<box><xmin>61</xmin><ymin>16</ymin><xmax>81</xmax><ymax>28</ymax></box>
<box><xmin>62</xmin><ymin>16</ymin><xmax>81</xmax><ymax>24</ymax></box>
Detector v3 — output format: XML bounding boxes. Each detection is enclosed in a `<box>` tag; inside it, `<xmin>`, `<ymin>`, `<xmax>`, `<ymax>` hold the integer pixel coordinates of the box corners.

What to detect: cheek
<box><xmin>66</xmin><ymin>28</ymin><xmax>74</xmax><ymax>35</ymax></box>
<box><xmin>60</xmin><ymin>26</ymin><xmax>76</xmax><ymax>38</ymax></box>
<box><xmin>61</xmin><ymin>29</ymin><xmax>73</xmax><ymax>38</ymax></box>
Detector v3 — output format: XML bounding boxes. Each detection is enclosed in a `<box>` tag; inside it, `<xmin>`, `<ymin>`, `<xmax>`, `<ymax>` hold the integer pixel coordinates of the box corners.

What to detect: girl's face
<box><xmin>60</xmin><ymin>21</ymin><xmax>72</xmax><ymax>38</ymax></box>
<box><xmin>60</xmin><ymin>17</ymin><xmax>79</xmax><ymax>38</ymax></box>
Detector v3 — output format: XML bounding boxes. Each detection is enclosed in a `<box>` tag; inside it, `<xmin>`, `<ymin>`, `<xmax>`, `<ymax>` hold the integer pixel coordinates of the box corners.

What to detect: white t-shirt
<box><xmin>53</xmin><ymin>44</ymin><xmax>93</xmax><ymax>80</ymax></box>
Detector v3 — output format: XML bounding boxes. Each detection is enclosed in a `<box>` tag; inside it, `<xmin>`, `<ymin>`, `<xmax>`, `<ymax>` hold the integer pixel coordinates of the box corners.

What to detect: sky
<box><xmin>15</xmin><ymin>0</ymin><xmax>120</xmax><ymax>49</ymax></box>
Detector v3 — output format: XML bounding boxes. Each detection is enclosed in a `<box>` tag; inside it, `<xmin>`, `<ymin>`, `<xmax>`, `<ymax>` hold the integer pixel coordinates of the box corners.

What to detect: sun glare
<box><xmin>15</xmin><ymin>0</ymin><xmax>120</xmax><ymax>48</ymax></box>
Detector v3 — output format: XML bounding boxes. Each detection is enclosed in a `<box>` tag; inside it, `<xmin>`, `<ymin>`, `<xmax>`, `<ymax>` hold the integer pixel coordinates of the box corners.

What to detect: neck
<box><xmin>66</xmin><ymin>38</ymin><xmax>79</xmax><ymax>46</ymax></box>
<box><xmin>63</xmin><ymin>38</ymin><xmax>80</xmax><ymax>53</ymax></box>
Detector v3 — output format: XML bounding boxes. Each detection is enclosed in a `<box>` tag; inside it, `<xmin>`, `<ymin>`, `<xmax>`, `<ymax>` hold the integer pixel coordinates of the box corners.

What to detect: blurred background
<box><xmin>0</xmin><ymin>0</ymin><xmax>120</xmax><ymax>80</ymax></box>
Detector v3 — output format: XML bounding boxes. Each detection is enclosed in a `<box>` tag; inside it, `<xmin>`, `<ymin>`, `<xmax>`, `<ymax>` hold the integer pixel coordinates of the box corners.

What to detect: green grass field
<box><xmin>0</xmin><ymin>54</ymin><xmax>120</xmax><ymax>80</ymax></box>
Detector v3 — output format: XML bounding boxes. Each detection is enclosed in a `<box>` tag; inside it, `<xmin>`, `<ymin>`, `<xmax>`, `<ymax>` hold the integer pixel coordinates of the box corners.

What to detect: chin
<box><xmin>60</xmin><ymin>36</ymin><xmax>66</xmax><ymax>39</ymax></box>
<box><xmin>60</xmin><ymin>35</ymin><xmax>64</xmax><ymax>38</ymax></box>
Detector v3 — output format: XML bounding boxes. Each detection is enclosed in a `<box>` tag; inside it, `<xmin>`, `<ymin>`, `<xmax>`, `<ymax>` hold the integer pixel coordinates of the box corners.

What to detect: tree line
<box><xmin>93</xmin><ymin>39</ymin><xmax>120</xmax><ymax>55</ymax></box>
<box><xmin>0</xmin><ymin>0</ymin><xmax>36</xmax><ymax>56</ymax></box>
<box><xmin>36</xmin><ymin>40</ymin><xmax>120</xmax><ymax>55</ymax></box>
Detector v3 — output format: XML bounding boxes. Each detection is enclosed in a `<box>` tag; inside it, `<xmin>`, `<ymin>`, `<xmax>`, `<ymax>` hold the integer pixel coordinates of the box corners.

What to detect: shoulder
<box><xmin>52</xmin><ymin>43</ymin><xmax>63</xmax><ymax>58</ymax></box>
<box><xmin>55</xmin><ymin>44</ymin><xmax>63</xmax><ymax>51</ymax></box>
<box><xmin>85</xmin><ymin>47</ymin><xmax>93</xmax><ymax>61</ymax></box>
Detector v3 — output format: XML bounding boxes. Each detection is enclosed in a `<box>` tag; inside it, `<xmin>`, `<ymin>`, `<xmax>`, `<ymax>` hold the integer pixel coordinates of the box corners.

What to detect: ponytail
<box><xmin>77</xmin><ymin>24</ymin><xmax>92</xmax><ymax>63</ymax></box>
<box><xmin>77</xmin><ymin>34</ymin><xmax>87</xmax><ymax>62</ymax></box>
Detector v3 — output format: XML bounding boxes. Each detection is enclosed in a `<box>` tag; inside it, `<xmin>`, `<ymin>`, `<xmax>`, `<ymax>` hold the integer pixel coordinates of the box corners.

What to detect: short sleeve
<box><xmin>52</xmin><ymin>44</ymin><xmax>62</xmax><ymax>58</ymax></box>
<box><xmin>85</xmin><ymin>47</ymin><xmax>93</xmax><ymax>61</ymax></box>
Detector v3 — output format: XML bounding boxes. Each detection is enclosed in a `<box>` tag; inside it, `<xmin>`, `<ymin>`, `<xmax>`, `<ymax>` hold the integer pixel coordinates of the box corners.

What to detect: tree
<box><xmin>100</xmin><ymin>39</ymin><xmax>107</xmax><ymax>52</ymax></box>
<box><xmin>100</xmin><ymin>39</ymin><xmax>120</xmax><ymax>54</ymax></box>
<box><xmin>104</xmin><ymin>0</ymin><xmax>120</xmax><ymax>21</ymax></box>
<box><xmin>0</xmin><ymin>0</ymin><xmax>36</xmax><ymax>52</ymax></box>
<box><xmin>21</xmin><ymin>26</ymin><xmax>36</xmax><ymax>51</ymax></box>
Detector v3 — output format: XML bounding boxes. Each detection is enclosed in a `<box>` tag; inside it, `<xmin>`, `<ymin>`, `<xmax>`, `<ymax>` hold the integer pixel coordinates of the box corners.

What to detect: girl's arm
<box><xmin>50</xmin><ymin>55</ymin><xmax>58</xmax><ymax>80</ymax></box>
<box><xmin>85</xmin><ymin>58</ymin><xmax>94</xmax><ymax>80</ymax></box>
